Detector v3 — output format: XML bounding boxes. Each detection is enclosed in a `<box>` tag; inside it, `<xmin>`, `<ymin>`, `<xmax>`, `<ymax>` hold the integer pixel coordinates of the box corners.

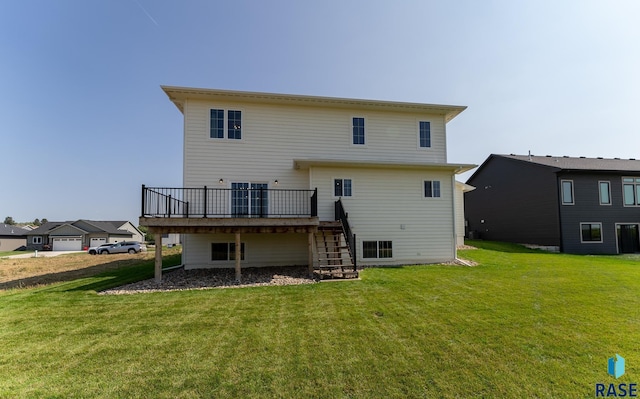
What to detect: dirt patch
<box><xmin>0</xmin><ymin>251</ymin><xmax>160</xmax><ymax>290</ymax></box>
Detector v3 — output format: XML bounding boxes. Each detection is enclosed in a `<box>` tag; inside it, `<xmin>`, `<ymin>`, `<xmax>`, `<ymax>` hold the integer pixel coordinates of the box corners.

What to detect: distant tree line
<box><xmin>4</xmin><ymin>217</ymin><xmax>48</xmax><ymax>226</ymax></box>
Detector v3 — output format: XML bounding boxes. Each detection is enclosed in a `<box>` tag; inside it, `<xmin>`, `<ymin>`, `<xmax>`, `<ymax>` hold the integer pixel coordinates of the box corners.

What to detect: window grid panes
<box><xmin>599</xmin><ymin>181</ymin><xmax>611</xmax><ymax>205</ymax></box>
<box><xmin>561</xmin><ymin>180</ymin><xmax>574</xmax><ymax>204</ymax></box>
<box><xmin>378</xmin><ymin>241</ymin><xmax>393</xmax><ymax>258</ymax></box>
<box><xmin>227</xmin><ymin>110</ymin><xmax>242</xmax><ymax>139</ymax></box>
<box><xmin>352</xmin><ymin>117</ymin><xmax>365</xmax><ymax>145</ymax></box>
<box><xmin>419</xmin><ymin>121</ymin><xmax>431</xmax><ymax>148</ymax></box>
<box><xmin>581</xmin><ymin>223</ymin><xmax>602</xmax><ymax>242</ymax></box>
<box><xmin>210</xmin><ymin>109</ymin><xmax>224</xmax><ymax>138</ymax></box>
<box><xmin>363</xmin><ymin>241</ymin><xmax>378</xmax><ymax>258</ymax></box>
<box><xmin>363</xmin><ymin>240</ymin><xmax>393</xmax><ymax>258</ymax></box>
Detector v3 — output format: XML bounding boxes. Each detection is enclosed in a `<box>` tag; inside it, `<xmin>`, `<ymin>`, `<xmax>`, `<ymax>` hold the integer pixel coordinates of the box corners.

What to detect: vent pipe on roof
<box><xmin>528</xmin><ymin>150</ymin><xmax>532</xmax><ymax>161</ymax></box>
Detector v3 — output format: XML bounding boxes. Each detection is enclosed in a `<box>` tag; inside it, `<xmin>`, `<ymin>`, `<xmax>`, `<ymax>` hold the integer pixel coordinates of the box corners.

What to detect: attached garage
<box><xmin>52</xmin><ymin>237</ymin><xmax>82</xmax><ymax>251</ymax></box>
<box><xmin>90</xmin><ymin>237</ymin><xmax>107</xmax><ymax>247</ymax></box>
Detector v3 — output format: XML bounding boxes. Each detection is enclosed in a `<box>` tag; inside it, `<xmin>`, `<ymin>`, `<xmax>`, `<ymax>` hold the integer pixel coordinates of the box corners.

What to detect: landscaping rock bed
<box><xmin>100</xmin><ymin>266</ymin><xmax>317</xmax><ymax>295</ymax></box>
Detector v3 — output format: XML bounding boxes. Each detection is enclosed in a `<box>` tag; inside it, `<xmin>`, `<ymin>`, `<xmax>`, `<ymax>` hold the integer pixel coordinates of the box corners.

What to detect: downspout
<box><xmin>451</xmin><ymin>173</ymin><xmax>457</xmax><ymax>260</ymax></box>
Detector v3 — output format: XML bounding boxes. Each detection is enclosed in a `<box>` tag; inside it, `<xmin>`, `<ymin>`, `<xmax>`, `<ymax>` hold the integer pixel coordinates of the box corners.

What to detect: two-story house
<box><xmin>465</xmin><ymin>154</ymin><xmax>640</xmax><ymax>254</ymax></box>
<box><xmin>140</xmin><ymin>87</ymin><xmax>475</xmax><ymax>281</ymax></box>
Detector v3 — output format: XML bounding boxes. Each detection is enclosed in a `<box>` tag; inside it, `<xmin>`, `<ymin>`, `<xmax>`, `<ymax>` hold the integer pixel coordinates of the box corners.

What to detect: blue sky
<box><xmin>1</xmin><ymin>0</ymin><xmax>639</xmax><ymax>225</ymax></box>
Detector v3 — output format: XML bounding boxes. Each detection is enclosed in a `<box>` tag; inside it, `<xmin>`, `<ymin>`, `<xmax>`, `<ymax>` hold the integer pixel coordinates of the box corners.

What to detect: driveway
<box><xmin>2</xmin><ymin>251</ymin><xmax>85</xmax><ymax>259</ymax></box>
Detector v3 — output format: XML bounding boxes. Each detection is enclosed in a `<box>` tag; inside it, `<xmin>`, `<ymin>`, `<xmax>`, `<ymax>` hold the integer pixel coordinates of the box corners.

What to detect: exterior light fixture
<box><xmin>274</xmin><ymin>180</ymin><xmax>279</xmax><ymax>185</ymax></box>
<box><xmin>219</xmin><ymin>178</ymin><xmax>224</xmax><ymax>184</ymax></box>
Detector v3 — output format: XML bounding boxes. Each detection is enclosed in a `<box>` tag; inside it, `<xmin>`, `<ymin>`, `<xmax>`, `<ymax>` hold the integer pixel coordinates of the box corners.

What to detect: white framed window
<box><xmin>622</xmin><ymin>177</ymin><xmax>640</xmax><ymax>206</ymax></box>
<box><xmin>32</xmin><ymin>236</ymin><xmax>42</xmax><ymax>244</ymax></box>
<box><xmin>210</xmin><ymin>109</ymin><xmax>242</xmax><ymax>140</ymax></box>
<box><xmin>599</xmin><ymin>181</ymin><xmax>611</xmax><ymax>205</ymax></box>
<box><xmin>334</xmin><ymin>178</ymin><xmax>353</xmax><ymax>197</ymax></box>
<box><xmin>211</xmin><ymin>242</ymin><xmax>245</xmax><ymax>261</ymax></box>
<box><xmin>418</xmin><ymin>121</ymin><xmax>431</xmax><ymax>148</ymax></box>
<box><xmin>561</xmin><ymin>180</ymin><xmax>574</xmax><ymax>205</ymax></box>
<box><xmin>424</xmin><ymin>180</ymin><xmax>441</xmax><ymax>198</ymax></box>
<box><xmin>363</xmin><ymin>240</ymin><xmax>393</xmax><ymax>259</ymax></box>
<box><xmin>352</xmin><ymin>117</ymin><xmax>365</xmax><ymax>145</ymax></box>
<box><xmin>580</xmin><ymin>223</ymin><xmax>603</xmax><ymax>243</ymax></box>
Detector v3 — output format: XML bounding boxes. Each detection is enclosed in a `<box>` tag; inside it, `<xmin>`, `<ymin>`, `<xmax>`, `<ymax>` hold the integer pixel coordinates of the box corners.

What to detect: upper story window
<box><xmin>352</xmin><ymin>117</ymin><xmax>365</xmax><ymax>145</ymax></box>
<box><xmin>599</xmin><ymin>181</ymin><xmax>611</xmax><ymax>205</ymax></box>
<box><xmin>561</xmin><ymin>180</ymin><xmax>574</xmax><ymax>205</ymax></box>
<box><xmin>334</xmin><ymin>178</ymin><xmax>352</xmax><ymax>197</ymax></box>
<box><xmin>419</xmin><ymin>121</ymin><xmax>431</xmax><ymax>148</ymax></box>
<box><xmin>228</xmin><ymin>110</ymin><xmax>242</xmax><ymax>139</ymax></box>
<box><xmin>424</xmin><ymin>180</ymin><xmax>441</xmax><ymax>198</ymax></box>
<box><xmin>622</xmin><ymin>177</ymin><xmax>640</xmax><ymax>206</ymax></box>
<box><xmin>210</xmin><ymin>109</ymin><xmax>224</xmax><ymax>138</ymax></box>
<box><xmin>210</xmin><ymin>109</ymin><xmax>242</xmax><ymax>139</ymax></box>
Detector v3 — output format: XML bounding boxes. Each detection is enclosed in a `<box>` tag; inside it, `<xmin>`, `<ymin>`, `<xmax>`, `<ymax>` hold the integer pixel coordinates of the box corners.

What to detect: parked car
<box><xmin>99</xmin><ymin>241</ymin><xmax>145</xmax><ymax>255</ymax></box>
<box><xmin>88</xmin><ymin>243</ymin><xmax>114</xmax><ymax>255</ymax></box>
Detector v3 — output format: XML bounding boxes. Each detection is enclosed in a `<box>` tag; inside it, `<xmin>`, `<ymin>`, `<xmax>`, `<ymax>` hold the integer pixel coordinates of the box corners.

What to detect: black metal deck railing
<box><xmin>141</xmin><ymin>185</ymin><xmax>318</xmax><ymax>218</ymax></box>
<box><xmin>335</xmin><ymin>199</ymin><xmax>357</xmax><ymax>270</ymax></box>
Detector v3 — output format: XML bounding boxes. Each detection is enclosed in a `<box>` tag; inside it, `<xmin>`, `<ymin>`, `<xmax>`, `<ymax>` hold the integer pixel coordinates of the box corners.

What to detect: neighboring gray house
<box><xmin>465</xmin><ymin>154</ymin><xmax>640</xmax><ymax>254</ymax></box>
<box><xmin>0</xmin><ymin>224</ymin><xmax>29</xmax><ymax>251</ymax></box>
<box><xmin>26</xmin><ymin>220</ymin><xmax>144</xmax><ymax>251</ymax></box>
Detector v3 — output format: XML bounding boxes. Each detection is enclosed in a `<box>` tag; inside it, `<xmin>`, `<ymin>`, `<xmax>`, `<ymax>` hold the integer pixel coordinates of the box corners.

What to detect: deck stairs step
<box><xmin>313</xmin><ymin>221</ymin><xmax>358</xmax><ymax>280</ymax></box>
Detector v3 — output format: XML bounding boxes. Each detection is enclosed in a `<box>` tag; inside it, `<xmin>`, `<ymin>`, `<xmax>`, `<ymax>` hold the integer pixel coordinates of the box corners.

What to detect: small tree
<box><xmin>41</xmin><ymin>218</ymin><xmax>48</xmax><ymax>224</ymax></box>
<box><xmin>4</xmin><ymin>216</ymin><xmax>15</xmax><ymax>225</ymax></box>
<box><xmin>138</xmin><ymin>225</ymin><xmax>153</xmax><ymax>242</ymax></box>
<box><xmin>33</xmin><ymin>218</ymin><xmax>41</xmax><ymax>226</ymax></box>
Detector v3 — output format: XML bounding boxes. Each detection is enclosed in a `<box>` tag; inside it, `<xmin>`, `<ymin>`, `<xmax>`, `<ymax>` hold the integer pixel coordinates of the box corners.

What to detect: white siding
<box><xmin>311</xmin><ymin>167</ymin><xmax>455</xmax><ymax>265</ymax></box>
<box><xmin>184</xmin><ymin>233</ymin><xmax>308</xmax><ymax>269</ymax></box>
<box><xmin>183</xmin><ymin>100</ymin><xmax>447</xmax><ymax>189</ymax></box>
<box><xmin>117</xmin><ymin>222</ymin><xmax>144</xmax><ymax>243</ymax></box>
<box><xmin>178</xmin><ymin>94</ymin><xmax>463</xmax><ymax>267</ymax></box>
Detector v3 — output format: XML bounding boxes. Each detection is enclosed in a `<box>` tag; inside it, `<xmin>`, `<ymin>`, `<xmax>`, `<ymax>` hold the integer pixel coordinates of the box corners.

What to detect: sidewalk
<box><xmin>2</xmin><ymin>251</ymin><xmax>85</xmax><ymax>259</ymax></box>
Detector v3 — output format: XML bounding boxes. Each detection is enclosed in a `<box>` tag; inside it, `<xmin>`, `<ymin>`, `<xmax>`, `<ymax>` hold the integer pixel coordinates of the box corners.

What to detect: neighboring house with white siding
<box><xmin>140</xmin><ymin>87</ymin><xmax>475</xmax><ymax>281</ymax></box>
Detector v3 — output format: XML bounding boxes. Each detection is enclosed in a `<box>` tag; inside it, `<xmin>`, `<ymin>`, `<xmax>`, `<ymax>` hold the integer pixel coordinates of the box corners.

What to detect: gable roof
<box><xmin>161</xmin><ymin>86</ymin><xmax>467</xmax><ymax>123</ymax></box>
<box><xmin>468</xmin><ymin>154</ymin><xmax>640</xmax><ymax>184</ymax></box>
<box><xmin>25</xmin><ymin>220</ymin><xmax>136</xmax><ymax>236</ymax></box>
<box><xmin>0</xmin><ymin>224</ymin><xmax>30</xmax><ymax>237</ymax></box>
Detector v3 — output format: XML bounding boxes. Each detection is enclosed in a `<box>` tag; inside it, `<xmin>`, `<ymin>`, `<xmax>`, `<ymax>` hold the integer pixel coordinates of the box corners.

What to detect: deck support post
<box><xmin>235</xmin><ymin>232</ymin><xmax>241</xmax><ymax>282</ymax></box>
<box><xmin>154</xmin><ymin>233</ymin><xmax>163</xmax><ymax>283</ymax></box>
<box><xmin>308</xmin><ymin>231</ymin><xmax>315</xmax><ymax>277</ymax></box>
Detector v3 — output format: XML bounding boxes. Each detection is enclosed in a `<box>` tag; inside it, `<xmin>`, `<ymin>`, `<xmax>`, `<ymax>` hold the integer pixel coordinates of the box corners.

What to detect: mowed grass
<box><xmin>0</xmin><ymin>242</ymin><xmax>639</xmax><ymax>398</ymax></box>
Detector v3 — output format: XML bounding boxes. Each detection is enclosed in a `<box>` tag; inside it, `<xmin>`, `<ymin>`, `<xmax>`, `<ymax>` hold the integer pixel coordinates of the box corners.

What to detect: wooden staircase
<box><xmin>314</xmin><ymin>221</ymin><xmax>358</xmax><ymax>280</ymax></box>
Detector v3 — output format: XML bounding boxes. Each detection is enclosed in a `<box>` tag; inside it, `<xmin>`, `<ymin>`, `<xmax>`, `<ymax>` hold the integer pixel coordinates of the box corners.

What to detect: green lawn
<box><xmin>0</xmin><ymin>242</ymin><xmax>638</xmax><ymax>398</ymax></box>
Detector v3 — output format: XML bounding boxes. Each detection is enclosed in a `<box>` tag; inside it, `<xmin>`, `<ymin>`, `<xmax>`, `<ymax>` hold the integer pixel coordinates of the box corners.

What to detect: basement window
<box><xmin>580</xmin><ymin>223</ymin><xmax>602</xmax><ymax>243</ymax></box>
<box><xmin>211</xmin><ymin>242</ymin><xmax>245</xmax><ymax>261</ymax></box>
<box><xmin>363</xmin><ymin>240</ymin><xmax>393</xmax><ymax>258</ymax></box>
